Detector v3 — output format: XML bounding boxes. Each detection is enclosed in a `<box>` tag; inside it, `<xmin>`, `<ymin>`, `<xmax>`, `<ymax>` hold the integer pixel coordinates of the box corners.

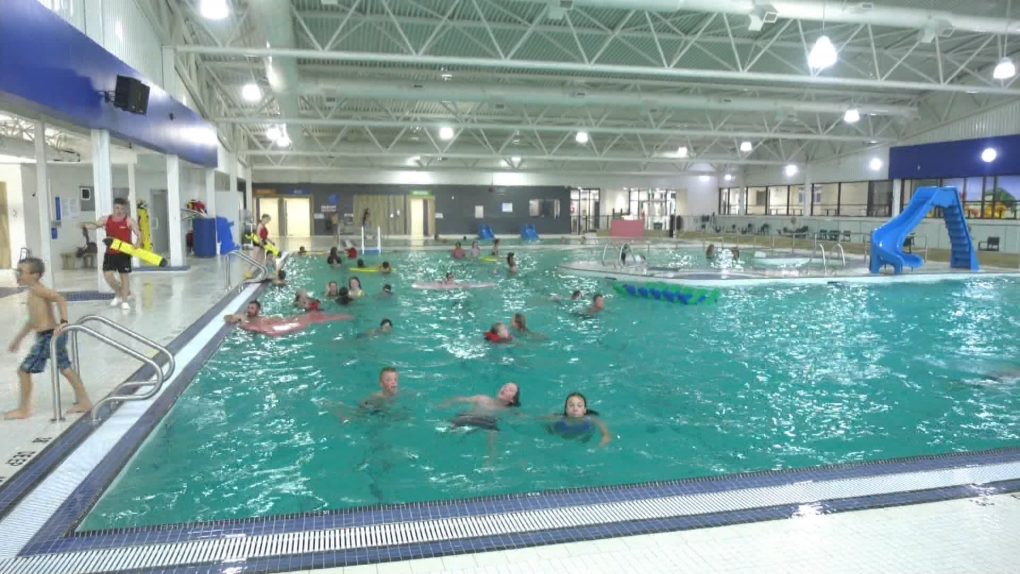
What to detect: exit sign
<box><xmin>409</xmin><ymin>189</ymin><xmax>432</xmax><ymax>197</ymax></box>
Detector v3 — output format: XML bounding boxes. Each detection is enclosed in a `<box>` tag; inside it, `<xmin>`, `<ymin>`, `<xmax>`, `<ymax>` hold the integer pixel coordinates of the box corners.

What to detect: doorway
<box><xmin>284</xmin><ymin>197</ymin><xmax>311</xmax><ymax>237</ymax></box>
<box><xmin>0</xmin><ymin>183</ymin><xmax>9</xmax><ymax>269</ymax></box>
<box><xmin>257</xmin><ymin>197</ymin><xmax>280</xmax><ymax>239</ymax></box>
<box><xmin>150</xmin><ymin>189</ymin><xmax>170</xmax><ymax>255</ymax></box>
<box><xmin>409</xmin><ymin>198</ymin><xmax>425</xmax><ymax>237</ymax></box>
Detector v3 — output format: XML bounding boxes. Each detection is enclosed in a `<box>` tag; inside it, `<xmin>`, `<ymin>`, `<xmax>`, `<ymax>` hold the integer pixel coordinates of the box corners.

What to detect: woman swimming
<box><xmin>545</xmin><ymin>392</ymin><xmax>611</xmax><ymax>447</ymax></box>
<box><xmin>348</xmin><ymin>277</ymin><xmax>364</xmax><ymax>299</ymax></box>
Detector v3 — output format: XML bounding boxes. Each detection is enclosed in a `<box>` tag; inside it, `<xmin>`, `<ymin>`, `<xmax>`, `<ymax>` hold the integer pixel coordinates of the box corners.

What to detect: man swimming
<box><xmin>225</xmin><ymin>300</ymin><xmax>352</xmax><ymax>336</ymax></box>
<box><xmin>585</xmin><ymin>294</ymin><xmax>605</xmax><ymax>314</ymax></box>
<box><xmin>224</xmin><ymin>300</ymin><xmax>263</xmax><ymax>325</ymax></box>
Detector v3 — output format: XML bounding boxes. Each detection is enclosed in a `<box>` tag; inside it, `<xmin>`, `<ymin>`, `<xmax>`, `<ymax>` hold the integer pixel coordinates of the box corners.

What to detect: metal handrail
<box><xmin>807</xmin><ymin>243</ymin><xmax>828</xmax><ymax>274</ymax></box>
<box><xmin>51</xmin><ymin>325</ymin><xmax>164</xmax><ymax>424</ymax></box>
<box><xmin>833</xmin><ymin>244</ymin><xmax>847</xmax><ymax>267</ymax></box>
<box><xmin>225</xmin><ymin>250</ymin><xmax>268</xmax><ymax>291</ymax></box>
<box><xmin>600</xmin><ymin>243</ymin><xmax>611</xmax><ymax>266</ymax></box>
<box><xmin>71</xmin><ymin>315</ymin><xmax>175</xmax><ymax>383</ymax></box>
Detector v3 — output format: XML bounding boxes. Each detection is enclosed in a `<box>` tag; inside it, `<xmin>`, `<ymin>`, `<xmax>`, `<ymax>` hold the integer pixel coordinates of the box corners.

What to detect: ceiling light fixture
<box><xmin>785</xmin><ymin>164</ymin><xmax>799</xmax><ymax>176</ymax></box>
<box><xmin>575</xmin><ymin>131</ymin><xmax>589</xmax><ymax>144</ymax></box>
<box><xmin>199</xmin><ymin>0</ymin><xmax>229</xmax><ymax>20</ymax></box>
<box><xmin>677</xmin><ymin>146</ymin><xmax>688</xmax><ymax>158</ymax></box>
<box><xmin>994</xmin><ymin>57</ymin><xmax>1016</xmax><ymax>79</ymax></box>
<box><xmin>868</xmin><ymin>157</ymin><xmax>883</xmax><ymax>171</ymax></box>
<box><xmin>699</xmin><ymin>175</ymin><xmax>711</xmax><ymax>182</ymax></box>
<box><xmin>844</xmin><ymin>109</ymin><xmax>860</xmax><ymax>123</ymax></box>
<box><xmin>739</xmin><ymin>141</ymin><xmax>752</xmax><ymax>152</ymax></box>
<box><xmin>407</xmin><ymin>156</ymin><xmax>420</xmax><ymax>166</ymax></box>
<box><xmin>982</xmin><ymin>147</ymin><xmax>998</xmax><ymax>162</ymax></box>
<box><xmin>265</xmin><ymin>126</ymin><xmax>281</xmax><ymax>141</ymax></box>
<box><xmin>276</xmin><ymin>134</ymin><xmax>291</xmax><ymax>147</ymax></box>
<box><xmin>808</xmin><ymin>35</ymin><xmax>838</xmax><ymax>70</ymax></box>
<box><xmin>439</xmin><ymin>126</ymin><xmax>454</xmax><ymax>141</ymax></box>
<box><xmin>241</xmin><ymin>83</ymin><xmax>262</xmax><ymax>102</ymax></box>
<box><xmin>511</xmin><ymin>156</ymin><xmax>521</xmax><ymax>163</ymax></box>
<box><xmin>724</xmin><ymin>174</ymin><xmax>734</xmax><ymax>181</ymax></box>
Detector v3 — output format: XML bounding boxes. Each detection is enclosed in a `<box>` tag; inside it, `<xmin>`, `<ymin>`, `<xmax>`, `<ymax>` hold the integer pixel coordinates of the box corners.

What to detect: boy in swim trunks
<box><xmin>5</xmin><ymin>258</ymin><xmax>92</xmax><ymax>419</ymax></box>
<box><xmin>335</xmin><ymin>367</ymin><xmax>400</xmax><ymax>422</ymax></box>
<box><xmin>379</xmin><ymin>261</ymin><xmax>392</xmax><ymax>274</ymax></box>
<box><xmin>438</xmin><ymin>383</ymin><xmax>521</xmax><ymax>465</ymax></box>
<box><xmin>586</xmin><ymin>294</ymin><xmax>605</xmax><ymax>314</ymax></box>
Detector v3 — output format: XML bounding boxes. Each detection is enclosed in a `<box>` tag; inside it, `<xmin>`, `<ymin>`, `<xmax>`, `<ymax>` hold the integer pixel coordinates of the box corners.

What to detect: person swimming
<box><xmin>335</xmin><ymin>287</ymin><xmax>353</xmax><ymax>305</ymax></box>
<box><xmin>441</xmin><ymin>272</ymin><xmax>457</xmax><ymax>286</ymax></box>
<box><xmin>323</xmin><ymin>281</ymin><xmax>340</xmax><ymax>299</ymax></box>
<box><xmin>469</xmin><ymin>240</ymin><xmax>481</xmax><ymax>258</ymax></box>
<box><xmin>506</xmin><ymin>253</ymin><xmax>518</xmax><ymax>274</ymax></box>
<box><xmin>379</xmin><ymin>284</ymin><xmax>393</xmax><ymax>298</ymax></box>
<box><xmin>730</xmin><ymin>247</ymin><xmax>740</xmax><ymax>261</ymax></box>
<box><xmin>550</xmin><ymin>289</ymin><xmax>581</xmax><ymax>303</ymax></box>
<box><xmin>361</xmin><ymin>318</ymin><xmax>393</xmax><ymax>338</ymax></box>
<box><xmin>335</xmin><ymin>367</ymin><xmax>400</xmax><ymax>422</ymax></box>
<box><xmin>348</xmin><ymin>277</ymin><xmax>364</xmax><ymax>299</ymax></box>
<box><xmin>510</xmin><ymin>313</ymin><xmax>545</xmax><ymax>341</ymax></box>
<box><xmin>298</xmin><ymin>246</ymin><xmax>307</xmax><ymax>256</ymax></box>
<box><xmin>705</xmin><ymin>244</ymin><xmax>716</xmax><ymax>259</ymax></box>
<box><xmin>355</xmin><ymin>258</ymin><xmax>366</xmax><ymax>269</ymax></box>
<box><xmin>270</xmin><ymin>269</ymin><xmax>288</xmax><ymax>287</ymax></box>
<box><xmin>379</xmin><ymin>261</ymin><xmax>392</xmax><ymax>274</ymax></box>
<box><xmin>545</xmin><ymin>392</ymin><xmax>611</xmax><ymax>447</ymax></box>
<box><xmin>439</xmin><ymin>382</ymin><xmax>521</xmax><ymax>433</ymax></box>
<box><xmin>484</xmin><ymin>322</ymin><xmax>513</xmax><ymax>343</ymax></box>
<box><xmin>327</xmin><ymin>247</ymin><xmax>341</xmax><ymax>267</ymax></box>
<box><xmin>294</xmin><ymin>290</ymin><xmax>323</xmax><ymax>312</ymax></box>
<box><xmin>585</xmin><ymin>293</ymin><xmax>605</xmax><ymax>314</ymax></box>
<box><xmin>451</xmin><ymin>242</ymin><xmax>466</xmax><ymax>260</ymax></box>
<box><xmin>491</xmin><ymin>238</ymin><xmax>501</xmax><ymax>256</ymax></box>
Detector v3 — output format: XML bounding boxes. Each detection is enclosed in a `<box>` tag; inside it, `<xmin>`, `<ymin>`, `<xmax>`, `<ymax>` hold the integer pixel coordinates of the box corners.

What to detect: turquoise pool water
<box><xmin>81</xmin><ymin>247</ymin><xmax>1020</xmax><ymax>530</ymax></box>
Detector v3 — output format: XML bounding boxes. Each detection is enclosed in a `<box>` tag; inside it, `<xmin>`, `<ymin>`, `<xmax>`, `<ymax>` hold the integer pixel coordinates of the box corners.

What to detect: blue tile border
<box><xmin>0</xmin><ymin>263</ymin><xmax>276</xmax><ymax>524</ymax></box>
<box><xmin>132</xmin><ymin>265</ymin><xmax>192</xmax><ymax>272</ymax></box>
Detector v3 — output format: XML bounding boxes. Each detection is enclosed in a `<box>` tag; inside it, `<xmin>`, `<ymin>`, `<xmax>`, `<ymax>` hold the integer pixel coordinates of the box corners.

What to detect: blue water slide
<box><xmin>478</xmin><ymin>224</ymin><xmax>495</xmax><ymax>240</ymax></box>
<box><xmin>520</xmin><ymin>224</ymin><xmax>539</xmax><ymax>240</ymax></box>
<box><xmin>870</xmin><ymin>186</ymin><xmax>978</xmax><ymax>274</ymax></box>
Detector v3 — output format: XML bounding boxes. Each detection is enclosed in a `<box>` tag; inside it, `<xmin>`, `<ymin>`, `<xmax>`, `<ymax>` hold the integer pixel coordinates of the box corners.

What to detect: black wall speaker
<box><xmin>113</xmin><ymin>75</ymin><xmax>150</xmax><ymax>115</ymax></box>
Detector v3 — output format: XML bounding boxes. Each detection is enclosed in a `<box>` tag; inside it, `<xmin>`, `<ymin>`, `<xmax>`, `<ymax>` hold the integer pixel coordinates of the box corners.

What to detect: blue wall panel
<box><xmin>0</xmin><ymin>0</ymin><xmax>216</xmax><ymax>167</ymax></box>
<box><xmin>890</xmin><ymin>134</ymin><xmax>1020</xmax><ymax>180</ymax></box>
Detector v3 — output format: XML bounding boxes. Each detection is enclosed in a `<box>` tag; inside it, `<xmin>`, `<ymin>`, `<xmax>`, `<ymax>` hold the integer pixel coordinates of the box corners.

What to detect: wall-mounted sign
<box><xmin>409</xmin><ymin>189</ymin><xmax>432</xmax><ymax>197</ymax></box>
<box><xmin>327</xmin><ymin>194</ymin><xmax>339</xmax><ymax>205</ymax></box>
<box><xmin>314</xmin><ymin>213</ymin><xmax>325</xmax><ymax>220</ymax></box>
<box><xmin>280</xmin><ymin>188</ymin><xmax>310</xmax><ymax>196</ymax></box>
<box><xmin>501</xmin><ymin>202</ymin><xmax>513</xmax><ymax>213</ymax></box>
<box><xmin>253</xmin><ymin>188</ymin><xmax>276</xmax><ymax>197</ymax></box>
<box><xmin>320</xmin><ymin>205</ymin><xmax>338</xmax><ymax>213</ymax></box>
<box><xmin>435</xmin><ymin>213</ymin><xmax>444</xmax><ymax>219</ymax></box>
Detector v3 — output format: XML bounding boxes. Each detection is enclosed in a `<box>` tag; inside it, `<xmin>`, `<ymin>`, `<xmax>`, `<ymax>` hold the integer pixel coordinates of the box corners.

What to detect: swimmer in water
<box><xmin>327</xmin><ymin>247</ymin><xmax>341</xmax><ymax>267</ymax></box>
<box><xmin>491</xmin><ymin>238</ymin><xmax>501</xmax><ymax>256</ymax></box>
<box><xmin>298</xmin><ymin>246</ymin><xmax>307</xmax><ymax>256</ymax></box>
<box><xmin>360</xmin><ymin>318</ymin><xmax>393</xmax><ymax>339</ymax></box>
<box><xmin>730</xmin><ymin>247</ymin><xmax>740</xmax><ymax>261</ymax></box>
<box><xmin>271</xmin><ymin>269</ymin><xmax>288</xmax><ymax>287</ymax></box>
<box><xmin>451</xmin><ymin>242</ymin><xmax>466</xmax><ymax>260</ymax></box>
<box><xmin>348</xmin><ymin>277</ymin><xmax>364</xmax><ymax>299</ymax></box>
<box><xmin>585</xmin><ymin>293</ymin><xmax>605</xmax><ymax>314</ymax></box>
<box><xmin>379</xmin><ymin>261</ymin><xmax>392</xmax><ymax>274</ymax></box>
<box><xmin>379</xmin><ymin>284</ymin><xmax>393</xmax><ymax>298</ymax></box>
<box><xmin>544</xmin><ymin>392</ymin><xmax>611</xmax><ymax>447</ymax></box>
<box><xmin>510</xmin><ymin>313</ymin><xmax>545</xmax><ymax>341</ymax></box>
<box><xmin>323</xmin><ymin>281</ymin><xmax>340</xmax><ymax>299</ymax></box>
<box><xmin>224</xmin><ymin>300</ymin><xmax>263</xmax><ymax>325</ymax></box>
<box><xmin>293</xmin><ymin>290</ymin><xmax>323</xmax><ymax>312</ymax></box>
<box><xmin>335</xmin><ymin>367</ymin><xmax>400</xmax><ymax>422</ymax></box>
<box><xmin>355</xmin><ymin>258</ymin><xmax>366</xmax><ymax>269</ymax></box>
<box><xmin>469</xmin><ymin>241</ymin><xmax>481</xmax><ymax>258</ymax></box>
<box><xmin>441</xmin><ymin>272</ymin><xmax>457</xmax><ymax>286</ymax></box>
<box><xmin>506</xmin><ymin>253</ymin><xmax>518</xmax><ymax>274</ymax></box>
<box><xmin>550</xmin><ymin>289</ymin><xmax>582</xmax><ymax>303</ymax></box>
<box><xmin>484</xmin><ymin>322</ymin><xmax>513</xmax><ymax>343</ymax></box>
<box><xmin>706</xmin><ymin>244</ymin><xmax>716</xmax><ymax>259</ymax></box>
<box><xmin>335</xmin><ymin>287</ymin><xmax>353</xmax><ymax>306</ymax></box>
<box><xmin>438</xmin><ymin>382</ymin><xmax>522</xmax><ymax>464</ymax></box>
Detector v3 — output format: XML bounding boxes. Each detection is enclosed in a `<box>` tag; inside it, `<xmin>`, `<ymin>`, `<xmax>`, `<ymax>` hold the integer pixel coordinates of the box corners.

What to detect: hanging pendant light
<box><xmin>994</xmin><ymin>57</ymin><xmax>1016</xmax><ymax>80</ymax></box>
<box><xmin>808</xmin><ymin>35</ymin><xmax>838</xmax><ymax>70</ymax></box>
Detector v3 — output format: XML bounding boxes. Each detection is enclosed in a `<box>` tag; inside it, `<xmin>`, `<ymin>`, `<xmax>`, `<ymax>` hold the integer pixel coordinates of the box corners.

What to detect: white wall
<box><xmin>255</xmin><ymin>168</ymin><xmax>720</xmax><ymax>216</ymax></box>
<box><xmin>902</xmin><ymin>100</ymin><xmax>1020</xmax><ymax>146</ymax></box>
<box><xmin>0</xmin><ymin>163</ymin><xmax>26</xmax><ymax>272</ymax></box>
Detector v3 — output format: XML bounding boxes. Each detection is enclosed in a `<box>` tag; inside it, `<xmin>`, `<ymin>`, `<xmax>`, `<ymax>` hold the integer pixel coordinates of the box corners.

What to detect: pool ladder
<box><xmin>224</xmin><ymin>250</ymin><xmax>268</xmax><ymax>292</ymax></box>
<box><xmin>53</xmin><ymin>315</ymin><xmax>175</xmax><ymax>425</ymax></box>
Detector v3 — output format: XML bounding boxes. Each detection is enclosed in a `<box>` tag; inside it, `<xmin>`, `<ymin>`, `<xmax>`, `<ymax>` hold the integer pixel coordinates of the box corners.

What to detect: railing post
<box><xmin>50</xmin><ymin>332</ymin><xmax>64</xmax><ymax>422</ymax></box>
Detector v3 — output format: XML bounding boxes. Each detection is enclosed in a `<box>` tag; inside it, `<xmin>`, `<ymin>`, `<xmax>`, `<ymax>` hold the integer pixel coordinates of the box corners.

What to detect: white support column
<box><xmin>91</xmin><ymin>129</ymin><xmax>113</xmax><ymax>291</ymax></box>
<box><xmin>204</xmin><ymin>168</ymin><xmax>217</xmax><ymax>221</ymax></box>
<box><xmin>166</xmin><ymin>155</ymin><xmax>184</xmax><ymax>267</ymax></box>
<box><xmin>245</xmin><ymin>166</ymin><xmax>253</xmax><ymax>221</ymax></box>
<box><xmin>802</xmin><ymin>166</ymin><xmax>813</xmax><ymax>217</ymax></box>
<box><xmin>892</xmin><ymin>179</ymin><xmax>903</xmax><ymax>218</ymax></box>
<box><xmin>127</xmin><ymin>163</ymin><xmax>137</xmax><ymax>219</ymax></box>
<box><xmin>228</xmin><ymin>154</ymin><xmax>238</xmax><ymax>245</ymax></box>
<box><xmin>33</xmin><ymin>121</ymin><xmax>53</xmax><ymax>283</ymax></box>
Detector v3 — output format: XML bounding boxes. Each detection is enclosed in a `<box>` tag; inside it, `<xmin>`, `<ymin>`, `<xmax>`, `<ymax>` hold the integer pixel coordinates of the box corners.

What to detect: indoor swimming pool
<box><xmin>79</xmin><ymin>248</ymin><xmax>1020</xmax><ymax>531</ymax></box>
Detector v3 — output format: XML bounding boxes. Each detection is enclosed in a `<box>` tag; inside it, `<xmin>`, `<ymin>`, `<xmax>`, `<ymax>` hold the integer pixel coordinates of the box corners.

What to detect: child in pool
<box><xmin>469</xmin><ymin>241</ymin><xmax>481</xmax><ymax>258</ymax></box>
<box><xmin>323</xmin><ymin>281</ymin><xmax>340</xmax><ymax>299</ymax></box>
<box><xmin>484</xmin><ymin>322</ymin><xmax>513</xmax><ymax>343</ymax></box>
<box><xmin>348</xmin><ymin>277</ymin><xmax>364</xmax><ymax>299</ymax></box>
<box><xmin>546</xmin><ymin>392</ymin><xmax>611</xmax><ymax>447</ymax></box>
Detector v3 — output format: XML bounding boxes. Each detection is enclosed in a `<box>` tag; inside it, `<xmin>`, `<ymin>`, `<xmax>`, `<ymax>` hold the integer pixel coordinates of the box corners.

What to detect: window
<box><xmin>768</xmin><ymin>186</ymin><xmax>788</xmax><ymax>215</ymax></box>
<box><xmin>840</xmin><ymin>182</ymin><xmax>869</xmax><ymax>216</ymax></box>
<box><xmin>963</xmin><ymin>177</ymin><xmax>984</xmax><ymax>218</ymax></box>
<box><xmin>812</xmin><ymin>183</ymin><xmax>839</xmax><ymax>216</ymax></box>
<box><xmin>869</xmin><ymin>181</ymin><xmax>893</xmax><ymax>217</ymax></box>
<box><xmin>529</xmin><ymin>199</ymin><xmax>560</xmax><ymax>218</ymax></box>
<box><xmin>747</xmin><ymin>187</ymin><xmax>767</xmax><ymax>215</ymax></box>
<box><xmin>992</xmin><ymin>176</ymin><xmax>1020</xmax><ymax>219</ymax></box>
